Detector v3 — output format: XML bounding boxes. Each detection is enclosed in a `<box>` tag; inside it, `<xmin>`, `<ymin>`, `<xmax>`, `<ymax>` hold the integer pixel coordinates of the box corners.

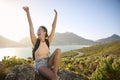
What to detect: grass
<box><xmin>60</xmin><ymin>40</ymin><xmax>120</xmax><ymax>80</ymax></box>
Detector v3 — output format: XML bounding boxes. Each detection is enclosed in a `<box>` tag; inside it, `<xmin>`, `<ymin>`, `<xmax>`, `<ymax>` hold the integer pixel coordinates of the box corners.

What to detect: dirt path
<box><xmin>73</xmin><ymin>51</ymin><xmax>84</xmax><ymax>58</ymax></box>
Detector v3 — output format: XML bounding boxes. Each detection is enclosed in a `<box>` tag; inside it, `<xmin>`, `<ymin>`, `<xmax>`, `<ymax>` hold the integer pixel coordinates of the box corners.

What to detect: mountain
<box><xmin>96</xmin><ymin>34</ymin><xmax>120</xmax><ymax>44</ymax></box>
<box><xmin>51</xmin><ymin>32</ymin><xmax>96</xmax><ymax>45</ymax></box>
<box><xmin>1</xmin><ymin>33</ymin><xmax>120</xmax><ymax>47</ymax></box>
<box><xmin>19</xmin><ymin>37</ymin><xmax>32</xmax><ymax>47</ymax></box>
<box><xmin>19</xmin><ymin>32</ymin><xmax>96</xmax><ymax>46</ymax></box>
<box><xmin>0</xmin><ymin>35</ymin><xmax>22</xmax><ymax>47</ymax></box>
<box><xmin>76</xmin><ymin>39</ymin><xmax>120</xmax><ymax>56</ymax></box>
<box><xmin>12</xmin><ymin>33</ymin><xmax>120</xmax><ymax>46</ymax></box>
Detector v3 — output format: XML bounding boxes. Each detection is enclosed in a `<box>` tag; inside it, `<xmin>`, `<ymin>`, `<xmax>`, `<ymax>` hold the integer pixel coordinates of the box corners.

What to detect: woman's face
<box><xmin>37</xmin><ymin>27</ymin><xmax>45</xmax><ymax>36</ymax></box>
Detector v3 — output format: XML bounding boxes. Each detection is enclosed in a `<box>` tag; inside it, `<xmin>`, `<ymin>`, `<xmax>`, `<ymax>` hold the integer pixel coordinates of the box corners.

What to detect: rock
<box><xmin>5</xmin><ymin>64</ymin><xmax>35</xmax><ymax>80</ymax></box>
<box><xmin>58</xmin><ymin>70</ymin><xmax>82</xmax><ymax>80</ymax></box>
<box><xmin>5</xmin><ymin>64</ymin><xmax>82</xmax><ymax>80</ymax></box>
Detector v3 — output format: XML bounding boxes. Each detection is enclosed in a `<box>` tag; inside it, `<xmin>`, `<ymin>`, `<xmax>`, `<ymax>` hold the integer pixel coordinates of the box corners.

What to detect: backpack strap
<box><xmin>32</xmin><ymin>39</ymin><xmax>40</xmax><ymax>60</ymax></box>
<box><xmin>32</xmin><ymin>38</ymin><xmax>49</xmax><ymax>60</ymax></box>
<box><xmin>45</xmin><ymin>39</ymin><xmax>49</xmax><ymax>48</ymax></box>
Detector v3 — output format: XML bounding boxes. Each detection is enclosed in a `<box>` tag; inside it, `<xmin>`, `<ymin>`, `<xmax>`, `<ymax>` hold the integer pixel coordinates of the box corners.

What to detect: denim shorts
<box><xmin>34</xmin><ymin>57</ymin><xmax>49</xmax><ymax>70</ymax></box>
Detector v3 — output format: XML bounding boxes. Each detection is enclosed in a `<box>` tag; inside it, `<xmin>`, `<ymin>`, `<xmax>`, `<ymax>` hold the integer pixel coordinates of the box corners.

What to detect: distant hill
<box><xmin>51</xmin><ymin>32</ymin><xmax>96</xmax><ymax>45</ymax></box>
<box><xmin>19</xmin><ymin>37</ymin><xmax>32</xmax><ymax>47</ymax></box>
<box><xmin>62</xmin><ymin>40</ymin><xmax>120</xmax><ymax>57</ymax></box>
<box><xmin>0</xmin><ymin>35</ymin><xmax>22</xmax><ymax>48</ymax></box>
<box><xmin>96</xmin><ymin>34</ymin><xmax>120</xmax><ymax>44</ymax></box>
<box><xmin>1</xmin><ymin>33</ymin><xmax>120</xmax><ymax>47</ymax></box>
<box><xmin>77</xmin><ymin>40</ymin><xmax>120</xmax><ymax>56</ymax></box>
<box><xmin>19</xmin><ymin>32</ymin><xmax>96</xmax><ymax>46</ymax></box>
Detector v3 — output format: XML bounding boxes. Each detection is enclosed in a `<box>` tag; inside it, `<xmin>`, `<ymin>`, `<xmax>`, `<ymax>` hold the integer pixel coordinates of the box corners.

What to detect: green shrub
<box><xmin>0</xmin><ymin>56</ymin><xmax>33</xmax><ymax>79</ymax></box>
<box><xmin>91</xmin><ymin>56</ymin><xmax>120</xmax><ymax>80</ymax></box>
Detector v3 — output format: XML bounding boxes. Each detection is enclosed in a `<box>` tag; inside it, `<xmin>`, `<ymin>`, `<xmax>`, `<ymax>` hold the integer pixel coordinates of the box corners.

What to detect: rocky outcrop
<box><xmin>5</xmin><ymin>64</ymin><xmax>82</xmax><ymax>80</ymax></box>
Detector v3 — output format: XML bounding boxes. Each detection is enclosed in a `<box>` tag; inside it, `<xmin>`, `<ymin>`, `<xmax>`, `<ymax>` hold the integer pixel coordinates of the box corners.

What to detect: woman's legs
<box><xmin>48</xmin><ymin>48</ymin><xmax>62</xmax><ymax>75</ymax></box>
<box><xmin>37</xmin><ymin>48</ymin><xmax>61</xmax><ymax>80</ymax></box>
<box><xmin>38</xmin><ymin>66</ymin><xmax>58</xmax><ymax>80</ymax></box>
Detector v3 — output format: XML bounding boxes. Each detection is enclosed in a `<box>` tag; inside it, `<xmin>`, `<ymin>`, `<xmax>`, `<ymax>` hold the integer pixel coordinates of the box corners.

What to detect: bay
<box><xmin>0</xmin><ymin>45</ymin><xmax>88</xmax><ymax>61</ymax></box>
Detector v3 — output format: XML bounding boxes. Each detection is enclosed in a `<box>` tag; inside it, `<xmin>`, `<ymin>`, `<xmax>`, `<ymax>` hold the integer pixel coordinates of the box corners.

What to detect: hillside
<box><xmin>19</xmin><ymin>32</ymin><xmax>96</xmax><ymax>46</ymax></box>
<box><xmin>51</xmin><ymin>32</ymin><xmax>96</xmax><ymax>45</ymax></box>
<box><xmin>19</xmin><ymin>37</ymin><xmax>32</xmax><ymax>47</ymax></box>
<box><xmin>96</xmin><ymin>34</ymin><xmax>120</xmax><ymax>43</ymax></box>
<box><xmin>62</xmin><ymin>40</ymin><xmax>120</xmax><ymax>57</ymax></box>
<box><xmin>77</xmin><ymin>40</ymin><xmax>120</xmax><ymax>56</ymax></box>
<box><xmin>0</xmin><ymin>35</ymin><xmax>22</xmax><ymax>47</ymax></box>
<box><xmin>61</xmin><ymin>40</ymin><xmax>120</xmax><ymax>80</ymax></box>
<box><xmin>20</xmin><ymin>33</ymin><xmax>120</xmax><ymax>46</ymax></box>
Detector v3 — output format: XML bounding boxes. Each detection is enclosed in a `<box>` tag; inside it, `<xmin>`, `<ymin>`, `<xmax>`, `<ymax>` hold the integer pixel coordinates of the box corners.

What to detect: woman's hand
<box><xmin>23</xmin><ymin>6</ymin><xmax>29</xmax><ymax>12</ymax></box>
<box><xmin>54</xmin><ymin>9</ymin><xmax>57</xmax><ymax>15</ymax></box>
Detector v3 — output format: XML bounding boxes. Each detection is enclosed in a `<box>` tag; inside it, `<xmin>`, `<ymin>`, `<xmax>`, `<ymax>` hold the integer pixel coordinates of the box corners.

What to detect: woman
<box><xmin>23</xmin><ymin>6</ymin><xmax>61</xmax><ymax>80</ymax></box>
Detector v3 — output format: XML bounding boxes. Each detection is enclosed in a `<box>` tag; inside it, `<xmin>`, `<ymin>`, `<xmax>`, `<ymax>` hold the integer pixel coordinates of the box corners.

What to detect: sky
<box><xmin>0</xmin><ymin>0</ymin><xmax>120</xmax><ymax>42</ymax></box>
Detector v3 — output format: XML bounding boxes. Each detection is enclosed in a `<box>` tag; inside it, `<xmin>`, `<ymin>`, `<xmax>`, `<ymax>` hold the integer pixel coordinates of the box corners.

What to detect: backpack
<box><xmin>32</xmin><ymin>38</ymin><xmax>49</xmax><ymax>60</ymax></box>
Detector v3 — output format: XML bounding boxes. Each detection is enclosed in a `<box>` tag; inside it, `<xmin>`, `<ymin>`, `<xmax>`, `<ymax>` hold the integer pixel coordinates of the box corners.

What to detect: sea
<box><xmin>0</xmin><ymin>45</ymin><xmax>88</xmax><ymax>61</ymax></box>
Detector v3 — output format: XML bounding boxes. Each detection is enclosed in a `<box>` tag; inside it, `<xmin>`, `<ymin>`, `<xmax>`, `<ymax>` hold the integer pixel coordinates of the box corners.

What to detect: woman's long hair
<box><xmin>40</xmin><ymin>26</ymin><xmax>48</xmax><ymax>38</ymax></box>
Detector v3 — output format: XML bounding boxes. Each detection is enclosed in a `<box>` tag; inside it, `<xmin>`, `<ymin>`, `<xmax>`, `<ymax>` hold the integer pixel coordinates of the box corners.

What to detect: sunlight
<box><xmin>0</xmin><ymin>48</ymin><xmax>15</xmax><ymax>61</ymax></box>
<box><xmin>0</xmin><ymin>1</ymin><xmax>47</xmax><ymax>41</ymax></box>
<box><xmin>0</xmin><ymin>2</ymin><xmax>29</xmax><ymax>41</ymax></box>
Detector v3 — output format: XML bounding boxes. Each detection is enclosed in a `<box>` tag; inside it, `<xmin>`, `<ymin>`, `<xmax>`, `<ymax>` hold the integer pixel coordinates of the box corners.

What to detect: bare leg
<box><xmin>48</xmin><ymin>48</ymin><xmax>62</xmax><ymax>75</ymax></box>
<box><xmin>38</xmin><ymin>66</ymin><xmax>58</xmax><ymax>80</ymax></box>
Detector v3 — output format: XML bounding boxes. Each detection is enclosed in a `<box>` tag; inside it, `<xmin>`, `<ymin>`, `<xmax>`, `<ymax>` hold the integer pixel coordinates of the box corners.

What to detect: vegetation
<box><xmin>0</xmin><ymin>40</ymin><xmax>120</xmax><ymax>80</ymax></box>
<box><xmin>0</xmin><ymin>56</ymin><xmax>33</xmax><ymax>80</ymax></box>
<box><xmin>91</xmin><ymin>56</ymin><xmax>120</xmax><ymax>80</ymax></box>
<box><xmin>60</xmin><ymin>40</ymin><xmax>120</xmax><ymax>80</ymax></box>
<box><xmin>77</xmin><ymin>40</ymin><xmax>120</xmax><ymax>56</ymax></box>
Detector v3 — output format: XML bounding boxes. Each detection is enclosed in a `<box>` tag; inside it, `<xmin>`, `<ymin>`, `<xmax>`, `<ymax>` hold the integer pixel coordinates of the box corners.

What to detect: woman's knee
<box><xmin>55</xmin><ymin>48</ymin><xmax>62</xmax><ymax>56</ymax></box>
<box><xmin>55</xmin><ymin>48</ymin><xmax>61</xmax><ymax>53</ymax></box>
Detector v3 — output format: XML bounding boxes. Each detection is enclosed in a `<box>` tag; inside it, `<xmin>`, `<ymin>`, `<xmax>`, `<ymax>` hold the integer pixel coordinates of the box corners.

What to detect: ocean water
<box><xmin>0</xmin><ymin>45</ymin><xmax>88</xmax><ymax>61</ymax></box>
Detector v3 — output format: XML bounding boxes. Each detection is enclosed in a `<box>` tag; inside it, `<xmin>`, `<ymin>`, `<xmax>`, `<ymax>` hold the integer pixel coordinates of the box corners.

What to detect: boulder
<box><xmin>5</xmin><ymin>64</ymin><xmax>82</xmax><ymax>80</ymax></box>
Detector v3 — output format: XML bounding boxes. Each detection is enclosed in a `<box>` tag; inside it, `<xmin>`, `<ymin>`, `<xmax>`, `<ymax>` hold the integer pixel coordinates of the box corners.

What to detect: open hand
<box><xmin>54</xmin><ymin>9</ymin><xmax>57</xmax><ymax>14</ymax></box>
<box><xmin>23</xmin><ymin>6</ymin><xmax>29</xmax><ymax>12</ymax></box>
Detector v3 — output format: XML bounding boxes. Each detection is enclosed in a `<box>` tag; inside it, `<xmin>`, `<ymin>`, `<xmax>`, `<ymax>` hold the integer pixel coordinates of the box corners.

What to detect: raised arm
<box><xmin>48</xmin><ymin>9</ymin><xmax>58</xmax><ymax>43</ymax></box>
<box><xmin>23</xmin><ymin>6</ymin><xmax>37</xmax><ymax>46</ymax></box>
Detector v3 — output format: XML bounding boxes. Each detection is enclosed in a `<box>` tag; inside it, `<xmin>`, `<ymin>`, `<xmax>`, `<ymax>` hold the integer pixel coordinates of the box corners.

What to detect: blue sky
<box><xmin>0</xmin><ymin>0</ymin><xmax>120</xmax><ymax>41</ymax></box>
